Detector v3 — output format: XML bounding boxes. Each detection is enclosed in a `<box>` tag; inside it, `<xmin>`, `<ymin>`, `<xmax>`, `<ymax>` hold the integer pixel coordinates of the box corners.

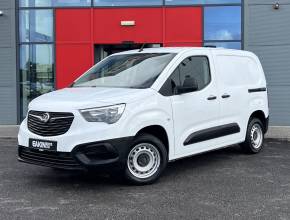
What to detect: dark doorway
<box><xmin>94</xmin><ymin>43</ymin><xmax>162</xmax><ymax>63</ymax></box>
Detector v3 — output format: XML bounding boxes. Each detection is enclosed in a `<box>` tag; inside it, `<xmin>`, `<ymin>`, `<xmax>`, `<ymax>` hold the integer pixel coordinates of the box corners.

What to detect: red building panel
<box><xmin>55</xmin><ymin>7</ymin><xmax>203</xmax><ymax>89</ymax></box>
<box><xmin>56</xmin><ymin>9</ymin><xmax>92</xmax><ymax>42</ymax></box>
<box><xmin>93</xmin><ymin>8</ymin><xmax>163</xmax><ymax>44</ymax></box>
<box><xmin>56</xmin><ymin>44</ymin><xmax>92</xmax><ymax>89</ymax></box>
<box><xmin>164</xmin><ymin>7</ymin><xmax>202</xmax><ymax>46</ymax></box>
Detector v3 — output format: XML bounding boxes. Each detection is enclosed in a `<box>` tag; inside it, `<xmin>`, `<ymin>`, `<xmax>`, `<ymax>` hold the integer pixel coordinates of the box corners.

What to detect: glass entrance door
<box><xmin>94</xmin><ymin>44</ymin><xmax>161</xmax><ymax>63</ymax></box>
<box><xmin>19</xmin><ymin>44</ymin><xmax>54</xmax><ymax>119</ymax></box>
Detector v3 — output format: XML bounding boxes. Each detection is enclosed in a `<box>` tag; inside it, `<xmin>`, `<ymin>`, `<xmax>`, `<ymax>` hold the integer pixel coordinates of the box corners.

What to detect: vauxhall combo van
<box><xmin>18</xmin><ymin>47</ymin><xmax>269</xmax><ymax>185</ymax></box>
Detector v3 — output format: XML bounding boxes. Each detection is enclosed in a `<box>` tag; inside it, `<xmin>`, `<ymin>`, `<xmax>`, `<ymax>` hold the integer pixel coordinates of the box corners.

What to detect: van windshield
<box><xmin>72</xmin><ymin>53</ymin><xmax>176</xmax><ymax>89</ymax></box>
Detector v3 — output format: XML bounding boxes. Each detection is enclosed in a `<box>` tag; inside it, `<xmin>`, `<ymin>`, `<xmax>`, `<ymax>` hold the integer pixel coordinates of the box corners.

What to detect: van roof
<box><xmin>115</xmin><ymin>47</ymin><xmax>254</xmax><ymax>57</ymax></box>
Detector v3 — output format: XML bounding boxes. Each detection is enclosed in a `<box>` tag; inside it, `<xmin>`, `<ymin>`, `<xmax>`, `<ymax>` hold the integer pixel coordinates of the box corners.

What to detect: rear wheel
<box><xmin>124</xmin><ymin>133</ymin><xmax>168</xmax><ymax>185</ymax></box>
<box><xmin>240</xmin><ymin>118</ymin><xmax>265</xmax><ymax>154</ymax></box>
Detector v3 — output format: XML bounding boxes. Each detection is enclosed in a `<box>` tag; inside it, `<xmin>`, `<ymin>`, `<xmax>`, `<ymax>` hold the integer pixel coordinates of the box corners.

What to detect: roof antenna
<box><xmin>204</xmin><ymin>45</ymin><xmax>217</xmax><ymax>48</ymax></box>
<box><xmin>139</xmin><ymin>43</ymin><xmax>146</xmax><ymax>52</ymax></box>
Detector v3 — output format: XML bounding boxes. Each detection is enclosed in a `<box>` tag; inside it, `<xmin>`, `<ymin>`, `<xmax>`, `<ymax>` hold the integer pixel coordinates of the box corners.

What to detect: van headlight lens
<box><xmin>80</xmin><ymin>104</ymin><xmax>126</xmax><ymax>124</ymax></box>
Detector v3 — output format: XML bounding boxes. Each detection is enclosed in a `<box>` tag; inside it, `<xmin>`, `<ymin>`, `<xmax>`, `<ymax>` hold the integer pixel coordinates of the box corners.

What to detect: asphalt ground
<box><xmin>1</xmin><ymin>138</ymin><xmax>290</xmax><ymax>220</ymax></box>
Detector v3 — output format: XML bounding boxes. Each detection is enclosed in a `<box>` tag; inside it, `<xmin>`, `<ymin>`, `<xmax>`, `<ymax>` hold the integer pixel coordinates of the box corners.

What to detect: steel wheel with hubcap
<box><xmin>127</xmin><ymin>143</ymin><xmax>161</xmax><ymax>179</ymax></box>
<box><xmin>241</xmin><ymin>118</ymin><xmax>265</xmax><ymax>154</ymax></box>
<box><xmin>250</xmin><ymin>123</ymin><xmax>263</xmax><ymax>149</ymax></box>
<box><xmin>124</xmin><ymin>133</ymin><xmax>168</xmax><ymax>185</ymax></box>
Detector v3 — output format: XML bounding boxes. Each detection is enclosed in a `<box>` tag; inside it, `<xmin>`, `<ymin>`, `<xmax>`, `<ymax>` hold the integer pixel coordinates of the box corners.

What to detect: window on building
<box><xmin>204</xmin><ymin>6</ymin><xmax>241</xmax><ymax>41</ymax></box>
<box><xmin>204</xmin><ymin>6</ymin><xmax>241</xmax><ymax>49</ymax></box>
<box><xmin>20</xmin><ymin>0</ymin><xmax>51</xmax><ymax>7</ymax></box>
<box><xmin>94</xmin><ymin>0</ymin><xmax>162</xmax><ymax>7</ymax></box>
<box><xmin>19</xmin><ymin>0</ymin><xmax>91</xmax><ymax>7</ymax></box>
<box><xmin>165</xmin><ymin>0</ymin><xmax>241</xmax><ymax>5</ymax></box>
<box><xmin>19</xmin><ymin>44</ymin><xmax>54</xmax><ymax>119</ymax></box>
<box><xmin>19</xmin><ymin>10</ymin><xmax>53</xmax><ymax>43</ymax></box>
<box><xmin>53</xmin><ymin>0</ymin><xmax>91</xmax><ymax>7</ymax></box>
<box><xmin>204</xmin><ymin>42</ymin><xmax>241</xmax><ymax>49</ymax></box>
<box><xmin>19</xmin><ymin>8</ymin><xmax>55</xmax><ymax>119</ymax></box>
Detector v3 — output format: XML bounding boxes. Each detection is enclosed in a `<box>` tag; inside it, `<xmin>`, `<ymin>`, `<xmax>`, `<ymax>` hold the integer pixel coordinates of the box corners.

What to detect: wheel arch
<box><xmin>135</xmin><ymin>125</ymin><xmax>170</xmax><ymax>158</ymax></box>
<box><xmin>248</xmin><ymin>110</ymin><xmax>268</xmax><ymax>133</ymax></box>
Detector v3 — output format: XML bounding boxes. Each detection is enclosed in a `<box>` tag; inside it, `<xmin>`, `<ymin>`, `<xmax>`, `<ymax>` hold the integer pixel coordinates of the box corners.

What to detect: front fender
<box><xmin>127</xmin><ymin>109</ymin><xmax>172</xmax><ymax>136</ymax></box>
<box><xmin>123</xmin><ymin>96</ymin><xmax>175</xmax><ymax>160</ymax></box>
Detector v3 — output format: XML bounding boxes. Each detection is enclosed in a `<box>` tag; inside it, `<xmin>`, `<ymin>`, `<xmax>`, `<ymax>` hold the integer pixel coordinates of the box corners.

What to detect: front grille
<box><xmin>28</xmin><ymin>110</ymin><xmax>74</xmax><ymax>137</ymax></box>
<box><xmin>18</xmin><ymin>146</ymin><xmax>83</xmax><ymax>170</ymax></box>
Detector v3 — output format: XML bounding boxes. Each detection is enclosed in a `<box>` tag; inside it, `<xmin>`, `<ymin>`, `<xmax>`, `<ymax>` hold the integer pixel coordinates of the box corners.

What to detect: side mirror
<box><xmin>176</xmin><ymin>77</ymin><xmax>198</xmax><ymax>94</ymax></box>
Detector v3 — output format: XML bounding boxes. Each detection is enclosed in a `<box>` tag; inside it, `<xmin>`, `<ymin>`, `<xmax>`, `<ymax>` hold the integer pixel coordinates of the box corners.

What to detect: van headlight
<box><xmin>80</xmin><ymin>104</ymin><xmax>126</xmax><ymax>124</ymax></box>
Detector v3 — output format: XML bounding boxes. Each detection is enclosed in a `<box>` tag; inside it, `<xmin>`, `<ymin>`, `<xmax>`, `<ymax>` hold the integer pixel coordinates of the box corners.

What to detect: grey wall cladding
<box><xmin>244</xmin><ymin>0</ymin><xmax>290</xmax><ymax>126</ymax></box>
<box><xmin>249</xmin><ymin>0</ymin><xmax>290</xmax><ymax>4</ymax></box>
<box><xmin>0</xmin><ymin>0</ymin><xmax>17</xmax><ymax>124</ymax></box>
<box><xmin>248</xmin><ymin>4</ymin><xmax>290</xmax><ymax>46</ymax></box>
<box><xmin>267</xmin><ymin>86</ymin><xmax>290</xmax><ymax>126</ymax></box>
<box><xmin>252</xmin><ymin>45</ymin><xmax>290</xmax><ymax>86</ymax></box>
<box><xmin>0</xmin><ymin>0</ymin><xmax>12</xmax><ymax>8</ymax></box>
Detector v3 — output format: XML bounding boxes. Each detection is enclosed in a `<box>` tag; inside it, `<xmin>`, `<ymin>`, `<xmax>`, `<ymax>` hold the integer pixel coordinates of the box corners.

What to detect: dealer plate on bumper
<box><xmin>29</xmin><ymin>139</ymin><xmax>57</xmax><ymax>151</ymax></box>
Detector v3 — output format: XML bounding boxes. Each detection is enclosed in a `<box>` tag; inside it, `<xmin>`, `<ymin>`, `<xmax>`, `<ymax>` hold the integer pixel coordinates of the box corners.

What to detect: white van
<box><xmin>18</xmin><ymin>47</ymin><xmax>269</xmax><ymax>185</ymax></box>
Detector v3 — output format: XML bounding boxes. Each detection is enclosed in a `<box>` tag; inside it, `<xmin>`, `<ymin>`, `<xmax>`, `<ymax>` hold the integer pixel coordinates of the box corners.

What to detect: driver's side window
<box><xmin>159</xmin><ymin>56</ymin><xmax>211</xmax><ymax>96</ymax></box>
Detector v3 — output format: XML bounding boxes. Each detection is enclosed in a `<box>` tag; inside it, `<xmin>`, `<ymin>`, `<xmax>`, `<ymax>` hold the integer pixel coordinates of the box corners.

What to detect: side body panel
<box><xmin>154</xmin><ymin>50</ymin><xmax>235</xmax><ymax>159</ymax></box>
<box><xmin>154</xmin><ymin>49</ymin><xmax>268</xmax><ymax>161</ymax></box>
<box><xmin>212</xmin><ymin>50</ymin><xmax>268</xmax><ymax>146</ymax></box>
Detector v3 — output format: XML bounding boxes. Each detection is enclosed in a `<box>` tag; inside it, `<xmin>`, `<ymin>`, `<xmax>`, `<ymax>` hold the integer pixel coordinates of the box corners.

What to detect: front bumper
<box><xmin>18</xmin><ymin>137</ymin><xmax>134</xmax><ymax>170</ymax></box>
<box><xmin>18</xmin><ymin>111</ymin><xmax>132</xmax><ymax>151</ymax></box>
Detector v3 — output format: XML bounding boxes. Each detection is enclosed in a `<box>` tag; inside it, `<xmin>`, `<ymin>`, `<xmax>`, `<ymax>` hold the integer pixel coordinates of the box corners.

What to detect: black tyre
<box><xmin>124</xmin><ymin>133</ymin><xmax>168</xmax><ymax>185</ymax></box>
<box><xmin>240</xmin><ymin>118</ymin><xmax>265</xmax><ymax>154</ymax></box>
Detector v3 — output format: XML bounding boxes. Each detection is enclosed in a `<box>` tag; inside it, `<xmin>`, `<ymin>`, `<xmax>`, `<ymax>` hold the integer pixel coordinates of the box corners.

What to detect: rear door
<box><xmin>168</xmin><ymin>51</ymin><xmax>221</xmax><ymax>158</ymax></box>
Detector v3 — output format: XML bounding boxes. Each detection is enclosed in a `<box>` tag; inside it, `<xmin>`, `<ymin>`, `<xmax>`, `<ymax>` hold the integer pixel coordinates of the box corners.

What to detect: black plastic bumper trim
<box><xmin>18</xmin><ymin>146</ymin><xmax>84</xmax><ymax>170</ymax></box>
<box><xmin>18</xmin><ymin>136</ymin><xmax>134</xmax><ymax>170</ymax></box>
<box><xmin>72</xmin><ymin>137</ymin><xmax>134</xmax><ymax>168</ymax></box>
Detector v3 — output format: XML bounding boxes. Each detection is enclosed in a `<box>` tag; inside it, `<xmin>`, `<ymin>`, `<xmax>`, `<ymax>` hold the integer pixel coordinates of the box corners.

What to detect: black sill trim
<box><xmin>184</xmin><ymin>123</ymin><xmax>240</xmax><ymax>146</ymax></box>
<box><xmin>248</xmin><ymin>87</ymin><xmax>267</xmax><ymax>93</ymax></box>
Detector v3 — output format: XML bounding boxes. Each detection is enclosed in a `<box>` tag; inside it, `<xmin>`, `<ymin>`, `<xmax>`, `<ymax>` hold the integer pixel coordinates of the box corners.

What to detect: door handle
<box><xmin>222</xmin><ymin>94</ymin><xmax>231</xmax><ymax>99</ymax></box>
<box><xmin>207</xmin><ymin>95</ymin><xmax>217</xmax><ymax>100</ymax></box>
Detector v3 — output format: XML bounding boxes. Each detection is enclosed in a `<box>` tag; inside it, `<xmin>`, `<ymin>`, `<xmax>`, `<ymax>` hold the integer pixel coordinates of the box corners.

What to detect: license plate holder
<box><xmin>29</xmin><ymin>139</ymin><xmax>57</xmax><ymax>151</ymax></box>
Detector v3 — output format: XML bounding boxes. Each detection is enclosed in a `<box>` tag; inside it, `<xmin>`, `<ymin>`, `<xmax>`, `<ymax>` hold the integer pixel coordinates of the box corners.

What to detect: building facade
<box><xmin>0</xmin><ymin>0</ymin><xmax>289</xmax><ymax>127</ymax></box>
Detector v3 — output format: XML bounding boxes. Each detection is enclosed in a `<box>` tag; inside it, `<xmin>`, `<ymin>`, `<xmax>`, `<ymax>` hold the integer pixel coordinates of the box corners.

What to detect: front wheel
<box><xmin>240</xmin><ymin>118</ymin><xmax>265</xmax><ymax>154</ymax></box>
<box><xmin>124</xmin><ymin>133</ymin><xmax>168</xmax><ymax>185</ymax></box>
